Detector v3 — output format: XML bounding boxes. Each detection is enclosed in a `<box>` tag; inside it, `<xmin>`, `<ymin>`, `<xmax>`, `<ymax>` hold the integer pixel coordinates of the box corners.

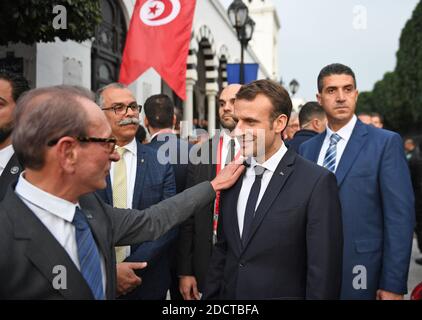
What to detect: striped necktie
<box><xmin>73</xmin><ymin>207</ymin><xmax>104</xmax><ymax>300</ymax></box>
<box><xmin>113</xmin><ymin>147</ymin><xmax>128</xmax><ymax>263</ymax></box>
<box><xmin>323</xmin><ymin>133</ymin><xmax>341</xmax><ymax>172</ymax></box>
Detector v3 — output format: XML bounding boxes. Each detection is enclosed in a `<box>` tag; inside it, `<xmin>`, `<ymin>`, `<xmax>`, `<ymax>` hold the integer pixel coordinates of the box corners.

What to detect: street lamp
<box><xmin>228</xmin><ymin>0</ymin><xmax>255</xmax><ymax>84</ymax></box>
<box><xmin>289</xmin><ymin>79</ymin><xmax>299</xmax><ymax>96</ymax></box>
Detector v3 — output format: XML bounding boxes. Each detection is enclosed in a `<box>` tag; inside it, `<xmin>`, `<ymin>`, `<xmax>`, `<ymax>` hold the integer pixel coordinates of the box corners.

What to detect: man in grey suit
<box><xmin>0</xmin><ymin>85</ymin><xmax>244</xmax><ymax>300</ymax></box>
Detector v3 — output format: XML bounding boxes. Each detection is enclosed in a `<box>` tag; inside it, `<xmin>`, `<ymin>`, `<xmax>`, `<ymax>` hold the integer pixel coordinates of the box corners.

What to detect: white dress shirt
<box><xmin>0</xmin><ymin>144</ymin><xmax>15</xmax><ymax>176</ymax></box>
<box><xmin>317</xmin><ymin>115</ymin><xmax>357</xmax><ymax>172</ymax></box>
<box><xmin>110</xmin><ymin>138</ymin><xmax>137</xmax><ymax>209</ymax></box>
<box><xmin>221</xmin><ymin>130</ymin><xmax>240</xmax><ymax>170</ymax></box>
<box><xmin>15</xmin><ymin>174</ymin><xmax>107</xmax><ymax>291</ymax></box>
<box><xmin>237</xmin><ymin>143</ymin><xmax>288</xmax><ymax>236</ymax></box>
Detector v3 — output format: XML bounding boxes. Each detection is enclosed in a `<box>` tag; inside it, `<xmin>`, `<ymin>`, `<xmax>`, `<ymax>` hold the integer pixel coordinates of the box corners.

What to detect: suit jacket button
<box><xmin>239</xmin><ymin>262</ymin><xmax>245</xmax><ymax>267</ymax></box>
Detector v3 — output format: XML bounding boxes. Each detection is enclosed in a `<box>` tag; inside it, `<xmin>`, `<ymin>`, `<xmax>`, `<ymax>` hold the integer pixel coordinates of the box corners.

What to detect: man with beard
<box><xmin>95</xmin><ymin>83</ymin><xmax>176</xmax><ymax>299</ymax></box>
<box><xmin>0</xmin><ymin>70</ymin><xmax>29</xmax><ymax>200</ymax></box>
<box><xmin>177</xmin><ymin>84</ymin><xmax>242</xmax><ymax>300</ymax></box>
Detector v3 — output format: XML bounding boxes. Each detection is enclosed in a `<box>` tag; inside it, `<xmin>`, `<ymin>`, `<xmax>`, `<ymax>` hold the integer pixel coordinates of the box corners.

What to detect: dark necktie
<box><xmin>225</xmin><ymin>138</ymin><xmax>236</xmax><ymax>165</ymax></box>
<box><xmin>72</xmin><ymin>207</ymin><xmax>105</xmax><ymax>300</ymax></box>
<box><xmin>242</xmin><ymin>165</ymin><xmax>266</xmax><ymax>246</ymax></box>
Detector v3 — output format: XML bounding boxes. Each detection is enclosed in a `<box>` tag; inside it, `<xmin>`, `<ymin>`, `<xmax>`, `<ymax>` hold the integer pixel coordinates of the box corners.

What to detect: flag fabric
<box><xmin>119</xmin><ymin>0</ymin><xmax>196</xmax><ymax>100</ymax></box>
<box><xmin>226</xmin><ymin>63</ymin><xmax>259</xmax><ymax>85</ymax></box>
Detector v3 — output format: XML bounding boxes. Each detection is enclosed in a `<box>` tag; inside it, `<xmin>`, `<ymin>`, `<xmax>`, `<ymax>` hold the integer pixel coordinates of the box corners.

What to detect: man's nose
<box><xmin>110</xmin><ymin>150</ymin><xmax>120</xmax><ymax>162</ymax></box>
<box><xmin>337</xmin><ymin>90</ymin><xmax>346</xmax><ymax>102</ymax></box>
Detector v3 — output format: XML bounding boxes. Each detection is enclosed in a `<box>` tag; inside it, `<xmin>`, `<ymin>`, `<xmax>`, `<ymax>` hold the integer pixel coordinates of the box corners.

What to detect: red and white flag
<box><xmin>119</xmin><ymin>0</ymin><xmax>196</xmax><ymax>100</ymax></box>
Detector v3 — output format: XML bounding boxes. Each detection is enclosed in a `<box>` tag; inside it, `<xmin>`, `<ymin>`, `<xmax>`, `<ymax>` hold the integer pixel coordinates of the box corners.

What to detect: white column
<box><xmin>206</xmin><ymin>90</ymin><xmax>218</xmax><ymax>137</ymax></box>
<box><xmin>182</xmin><ymin>79</ymin><xmax>196</xmax><ymax>139</ymax></box>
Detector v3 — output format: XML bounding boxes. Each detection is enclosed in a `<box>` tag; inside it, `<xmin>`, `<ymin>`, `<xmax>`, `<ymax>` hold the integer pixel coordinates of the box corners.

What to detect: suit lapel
<box><xmin>224</xmin><ymin>174</ymin><xmax>244</xmax><ymax>254</ymax></box>
<box><xmin>242</xmin><ymin>149</ymin><xmax>296</xmax><ymax>251</ymax></box>
<box><xmin>308</xmin><ymin>131</ymin><xmax>326</xmax><ymax>162</ymax></box>
<box><xmin>5</xmin><ymin>188</ymin><xmax>93</xmax><ymax>299</ymax></box>
<box><xmin>132</xmin><ymin>141</ymin><xmax>147</xmax><ymax>208</ymax></box>
<box><xmin>335</xmin><ymin>121</ymin><xmax>368</xmax><ymax>187</ymax></box>
<box><xmin>0</xmin><ymin>153</ymin><xmax>22</xmax><ymax>199</ymax></box>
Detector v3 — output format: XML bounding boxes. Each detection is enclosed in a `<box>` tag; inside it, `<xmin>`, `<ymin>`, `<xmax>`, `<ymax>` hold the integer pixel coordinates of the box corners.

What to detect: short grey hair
<box><xmin>95</xmin><ymin>82</ymin><xmax>128</xmax><ymax>107</ymax></box>
<box><xmin>12</xmin><ymin>85</ymin><xmax>92</xmax><ymax>170</ymax></box>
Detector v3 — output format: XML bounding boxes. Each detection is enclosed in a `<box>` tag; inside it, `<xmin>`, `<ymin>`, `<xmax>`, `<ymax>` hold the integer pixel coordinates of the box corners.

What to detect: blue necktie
<box><xmin>242</xmin><ymin>165</ymin><xmax>266</xmax><ymax>246</ymax></box>
<box><xmin>72</xmin><ymin>207</ymin><xmax>105</xmax><ymax>300</ymax></box>
<box><xmin>323</xmin><ymin>133</ymin><xmax>341</xmax><ymax>172</ymax></box>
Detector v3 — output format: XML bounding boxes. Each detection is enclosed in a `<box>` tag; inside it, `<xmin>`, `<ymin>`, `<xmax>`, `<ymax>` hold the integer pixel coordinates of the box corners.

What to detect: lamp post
<box><xmin>228</xmin><ymin>0</ymin><xmax>255</xmax><ymax>84</ymax></box>
<box><xmin>289</xmin><ymin>79</ymin><xmax>299</xmax><ymax>97</ymax></box>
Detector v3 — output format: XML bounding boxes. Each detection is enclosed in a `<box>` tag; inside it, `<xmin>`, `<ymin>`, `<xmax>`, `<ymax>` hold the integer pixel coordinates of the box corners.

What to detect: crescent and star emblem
<box><xmin>140</xmin><ymin>0</ymin><xmax>181</xmax><ymax>26</ymax></box>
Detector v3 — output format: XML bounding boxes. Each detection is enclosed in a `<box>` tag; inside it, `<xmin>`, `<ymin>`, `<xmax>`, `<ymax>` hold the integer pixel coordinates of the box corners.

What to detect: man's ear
<box><xmin>275</xmin><ymin>114</ymin><xmax>288</xmax><ymax>134</ymax></box>
<box><xmin>56</xmin><ymin>137</ymin><xmax>78</xmax><ymax>173</ymax></box>
<box><xmin>144</xmin><ymin>116</ymin><xmax>149</xmax><ymax>128</ymax></box>
<box><xmin>316</xmin><ymin>93</ymin><xmax>322</xmax><ymax>105</ymax></box>
<box><xmin>172</xmin><ymin>114</ymin><xmax>176</xmax><ymax>128</ymax></box>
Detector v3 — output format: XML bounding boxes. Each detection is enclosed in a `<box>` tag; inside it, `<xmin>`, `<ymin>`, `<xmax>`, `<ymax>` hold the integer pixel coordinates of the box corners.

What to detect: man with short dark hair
<box><xmin>288</xmin><ymin>101</ymin><xmax>326</xmax><ymax>152</ymax></box>
<box><xmin>204</xmin><ymin>79</ymin><xmax>343</xmax><ymax>300</ymax></box>
<box><xmin>144</xmin><ymin>93</ymin><xmax>193</xmax><ymax>299</ymax></box>
<box><xmin>0</xmin><ymin>70</ymin><xmax>29</xmax><ymax>200</ymax></box>
<box><xmin>300</xmin><ymin>63</ymin><xmax>415</xmax><ymax>300</ymax></box>
<box><xmin>0</xmin><ymin>85</ymin><xmax>244</xmax><ymax>299</ymax></box>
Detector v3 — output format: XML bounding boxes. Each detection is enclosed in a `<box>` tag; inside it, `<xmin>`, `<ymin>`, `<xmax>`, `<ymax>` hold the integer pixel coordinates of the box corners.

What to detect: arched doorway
<box><xmin>91</xmin><ymin>0</ymin><xmax>127</xmax><ymax>92</ymax></box>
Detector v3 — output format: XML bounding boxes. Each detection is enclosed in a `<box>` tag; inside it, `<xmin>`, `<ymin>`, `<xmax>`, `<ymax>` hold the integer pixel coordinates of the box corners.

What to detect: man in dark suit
<box><xmin>0</xmin><ymin>70</ymin><xmax>30</xmax><ymax>200</ymax></box>
<box><xmin>0</xmin><ymin>85</ymin><xmax>244</xmax><ymax>299</ymax></box>
<box><xmin>95</xmin><ymin>84</ymin><xmax>176</xmax><ymax>299</ymax></box>
<box><xmin>177</xmin><ymin>84</ymin><xmax>242</xmax><ymax>300</ymax></box>
<box><xmin>204</xmin><ymin>79</ymin><xmax>343</xmax><ymax>300</ymax></box>
<box><xmin>143</xmin><ymin>93</ymin><xmax>193</xmax><ymax>299</ymax></box>
<box><xmin>299</xmin><ymin>63</ymin><xmax>415</xmax><ymax>300</ymax></box>
<box><xmin>288</xmin><ymin>101</ymin><xmax>326</xmax><ymax>152</ymax></box>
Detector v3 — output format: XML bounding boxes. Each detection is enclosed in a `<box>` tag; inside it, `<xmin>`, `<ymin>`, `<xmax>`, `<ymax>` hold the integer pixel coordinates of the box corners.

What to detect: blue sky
<box><xmin>221</xmin><ymin>0</ymin><xmax>419</xmax><ymax>101</ymax></box>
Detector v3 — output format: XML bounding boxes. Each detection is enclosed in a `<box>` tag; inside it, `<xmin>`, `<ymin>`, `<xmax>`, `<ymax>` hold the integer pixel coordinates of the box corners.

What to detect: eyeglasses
<box><xmin>101</xmin><ymin>102</ymin><xmax>141</xmax><ymax>115</ymax></box>
<box><xmin>47</xmin><ymin>136</ymin><xmax>117</xmax><ymax>154</ymax></box>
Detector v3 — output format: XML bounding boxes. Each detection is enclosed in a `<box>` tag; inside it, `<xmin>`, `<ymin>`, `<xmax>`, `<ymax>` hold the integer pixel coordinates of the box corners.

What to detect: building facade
<box><xmin>0</xmin><ymin>0</ymin><xmax>280</xmax><ymax>135</ymax></box>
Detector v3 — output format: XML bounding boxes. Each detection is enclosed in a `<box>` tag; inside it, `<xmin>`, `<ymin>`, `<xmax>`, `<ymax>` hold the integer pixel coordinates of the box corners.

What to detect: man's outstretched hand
<box><xmin>210</xmin><ymin>161</ymin><xmax>245</xmax><ymax>192</ymax></box>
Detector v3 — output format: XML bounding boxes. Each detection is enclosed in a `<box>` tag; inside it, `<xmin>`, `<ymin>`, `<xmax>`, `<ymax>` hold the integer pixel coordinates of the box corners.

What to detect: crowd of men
<box><xmin>0</xmin><ymin>62</ymin><xmax>420</xmax><ymax>300</ymax></box>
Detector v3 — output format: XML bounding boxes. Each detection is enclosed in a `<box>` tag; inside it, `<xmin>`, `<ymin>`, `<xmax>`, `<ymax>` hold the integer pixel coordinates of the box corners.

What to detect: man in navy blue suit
<box><xmin>300</xmin><ymin>63</ymin><xmax>415</xmax><ymax>300</ymax></box>
<box><xmin>204</xmin><ymin>80</ymin><xmax>343</xmax><ymax>300</ymax></box>
<box><xmin>288</xmin><ymin>101</ymin><xmax>326</xmax><ymax>152</ymax></box>
<box><xmin>95</xmin><ymin>83</ymin><xmax>176</xmax><ymax>299</ymax></box>
<box><xmin>143</xmin><ymin>93</ymin><xmax>193</xmax><ymax>300</ymax></box>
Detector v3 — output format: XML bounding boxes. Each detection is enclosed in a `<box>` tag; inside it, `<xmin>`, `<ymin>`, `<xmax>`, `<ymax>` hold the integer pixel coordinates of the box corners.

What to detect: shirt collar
<box><xmin>326</xmin><ymin>114</ymin><xmax>357</xmax><ymax>143</ymax></box>
<box><xmin>0</xmin><ymin>144</ymin><xmax>14</xmax><ymax>170</ymax></box>
<box><xmin>150</xmin><ymin>128</ymin><xmax>173</xmax><ymax>142</ymax></box>
<box><xmin>15</xmin><ymin>173</ymin><xmax>78</xmax><ymax>223</ymax></box>
<box><xmin>116</xmin><ymin>138</ymin><xmax>137</xmax><ymax>156</ymax></box>
<box><xmin>248</xmin><ymin>142</ymin><xmax>288</xmax><ymax>174</ymax></box>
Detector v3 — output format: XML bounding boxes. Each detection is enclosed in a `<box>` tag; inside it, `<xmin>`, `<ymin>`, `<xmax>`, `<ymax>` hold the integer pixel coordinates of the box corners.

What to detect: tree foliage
<box><xmin>0</xmin><ymin>0</ymin><xmax>102</xmax><ymax>46</ymax></box>
<box><xmin>357</xmin><ymin>1</ymin><xmax>422</xmax><ymax>134</ymax></box>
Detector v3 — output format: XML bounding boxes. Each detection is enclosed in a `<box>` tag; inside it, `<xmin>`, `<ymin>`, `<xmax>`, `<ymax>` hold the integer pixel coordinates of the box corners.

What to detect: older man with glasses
<box><xmin>0</xmin><ymin>85</ymin><xmax>244</xmax><ymax>299</ymax></box>
<box><xmin>95</xmin><ymin>83</ymin><xmax>177</xmax><ymax>300</ymax></box>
